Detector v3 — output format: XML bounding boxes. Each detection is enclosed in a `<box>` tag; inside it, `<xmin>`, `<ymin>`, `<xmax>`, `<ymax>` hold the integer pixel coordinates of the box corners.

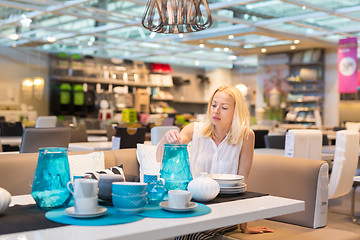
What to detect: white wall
<box><xmin>0</xmin><ymin>47</ymin><xmax>49</xmax><ymax>116</ymax></box>
<box><xmin>205</xmin><ymin>68</ymin><xmax>232</xmax><ymax>100</ymax></box>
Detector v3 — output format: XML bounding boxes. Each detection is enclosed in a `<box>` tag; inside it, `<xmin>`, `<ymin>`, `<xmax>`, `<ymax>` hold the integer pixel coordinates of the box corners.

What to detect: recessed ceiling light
<box><xmin>261</xmin><ymin>48</ymin><xmax>267</xmax><ymax>53</ymax></box>
<box><xmin>294</xmin><ymin>39</ymin><xmax>300</xmax><ymax>44</ymax></box>
<box><xmin>224</xmin><ymin>47</ymin><xmax>229</xmax><ymax>52</ymax></box>
<box><xmin>20</xmin><ymin>14</ymin><xmax>32</xmax><ymax>27</ymax></box>
<box><xmin>199</xmin><ymin>43</ymin><xmax>205</xmax><ymax>48</ymax></box>
<box><xmin>47</xmin><ymin>36</ymin><xmax>56</xmax><ymax>42</ymax></box>
<box><xmin>290</xmin><ymin>45</ymin><xmax>296</xmax><ymax>50</ymax></box>
<box><xmin>8</xmin><ymin>34</ymin><xmax>19</xmax><ymax>40</ymax></box>
<box><xmin>149</xmin><ymin>32</ymin><xmax>156</xmax><ymax>39</ymax></box>
<box><xmin>228</xmin><ymin>35</ymin><xmax>234</xmax><ymax>40</ymax></box>
<box><xmin>194</xmin><ymin>60</ymin><xmax>200</xmax><ymax>66</ymax></box>
<box><xmin>179</xmin><ymin>34</ymin><xmax>184</xmax><ymax>38</ymax></box>
<box><xmin>302</xmin><ymin>5</ymin><xmax>307</xmax><ymax>10</ymax></box>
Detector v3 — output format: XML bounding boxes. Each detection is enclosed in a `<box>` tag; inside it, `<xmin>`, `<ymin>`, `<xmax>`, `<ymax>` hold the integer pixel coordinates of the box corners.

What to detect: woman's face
<box><xmin>210</xmin><ymin>91</ymin><xmax>235</xmax><ymax>129</ymax></box>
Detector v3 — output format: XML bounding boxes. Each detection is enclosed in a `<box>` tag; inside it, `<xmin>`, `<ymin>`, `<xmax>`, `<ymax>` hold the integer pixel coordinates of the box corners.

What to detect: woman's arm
<box><xmin>156</xmin><ymin>123</ymin><xmax>195</xmax><ymax>162</ymax></box>
<box><xmin>238</xmin><ymin>128</ymin><xmax>274</xmax><ymax>234</ymax></box>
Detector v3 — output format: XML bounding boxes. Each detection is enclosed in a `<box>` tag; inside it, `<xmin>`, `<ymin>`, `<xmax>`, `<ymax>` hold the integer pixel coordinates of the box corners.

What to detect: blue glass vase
<box><xmin>160</xmin><ymin>144</ymin><xmax>193</xmax><ymax>191</ymax></box>
<box><xmin>31</xmin><ymin>147</ymin><xmax>71</xmax><ymax>209</ymax></box>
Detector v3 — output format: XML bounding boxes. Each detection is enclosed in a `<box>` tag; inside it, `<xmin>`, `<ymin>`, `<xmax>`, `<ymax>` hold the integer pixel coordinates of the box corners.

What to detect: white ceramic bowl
<box><xmin>208</xmin><ymin>174</ymin><xmax>244</xmax><ymax>187</ymax></box>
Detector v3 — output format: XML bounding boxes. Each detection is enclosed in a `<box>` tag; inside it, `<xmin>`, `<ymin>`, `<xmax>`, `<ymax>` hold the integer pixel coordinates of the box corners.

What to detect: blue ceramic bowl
<box><xmin>112</xmin><ymin>182</ymin><xmax>147</xmax><ymax>196</ymax></box>
<box><xmin>112</xmin><ymin>193</ymin><xmax>147</xmax><ymax>214</ymax></box>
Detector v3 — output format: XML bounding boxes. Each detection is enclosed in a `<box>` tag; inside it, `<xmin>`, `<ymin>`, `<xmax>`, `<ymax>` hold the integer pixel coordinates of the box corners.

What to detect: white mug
<box><xmin>168</xmin><ymin>190</ymin><xmax>192</xmax><ymax>209</ymax></box>
<box><xmin>67</xmin><ymin>178</ymin><xmax>98</xmax><ymax>198</ymax></box>
<box><xmin>74</xmin><ymin>197</ymin><xmax>98</xmax><ymax>214</ymax></box>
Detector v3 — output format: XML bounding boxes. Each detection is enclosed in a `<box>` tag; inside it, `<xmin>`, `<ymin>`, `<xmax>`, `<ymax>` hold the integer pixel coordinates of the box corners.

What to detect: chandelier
<box><xmin>142</xmin><ymin>0</ymin><xmax>213</xmax><ymax>34</ymax></box>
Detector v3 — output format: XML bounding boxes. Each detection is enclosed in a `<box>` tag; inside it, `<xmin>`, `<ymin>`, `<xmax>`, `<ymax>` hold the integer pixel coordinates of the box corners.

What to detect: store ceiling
<box><xmin>0</xmin><ymin>0</ymin><xmax>359</xmax><ymax>69</ymax></box>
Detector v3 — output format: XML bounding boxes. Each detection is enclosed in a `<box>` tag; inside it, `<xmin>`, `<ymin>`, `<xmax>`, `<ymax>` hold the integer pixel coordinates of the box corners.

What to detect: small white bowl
<box><xmin>208</xmin><ymin>174</ymin><xmax>244</xmax><ymax>187</ymax></box>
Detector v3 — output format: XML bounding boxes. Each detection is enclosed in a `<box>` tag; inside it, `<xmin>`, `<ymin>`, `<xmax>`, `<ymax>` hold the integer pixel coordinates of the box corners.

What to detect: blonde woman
<box><xmin>157</xmin><ymin>86</ymin><xmax>273</xmax><ymax>238</ymax></box>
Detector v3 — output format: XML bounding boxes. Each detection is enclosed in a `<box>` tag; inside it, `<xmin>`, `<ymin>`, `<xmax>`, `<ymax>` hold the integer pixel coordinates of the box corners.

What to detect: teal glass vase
<box><xmin>160</xmin><ymin>144</ymin><xmax>193</xmax><ymax>191</ymax></box>
<box><xmin>31</xmin><ymin>147</ymin><xmax>71</xmax><ymax>209</ymax></box>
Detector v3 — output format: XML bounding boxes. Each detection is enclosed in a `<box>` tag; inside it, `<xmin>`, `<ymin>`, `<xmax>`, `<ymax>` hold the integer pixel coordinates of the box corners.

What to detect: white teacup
<box><xmin>168</xmin><ymin>190</ymin><xmax>192</xmax><ymax>209</ymax></box>
<box><xmin>67</xmin><ymin>178</ymin><xmax>98</xmax><ymax>198</ymax></box>
<box><xmin>74</xmin><ymin>197</ymin><xmax>98</xmax><ymax>214</ymax></box>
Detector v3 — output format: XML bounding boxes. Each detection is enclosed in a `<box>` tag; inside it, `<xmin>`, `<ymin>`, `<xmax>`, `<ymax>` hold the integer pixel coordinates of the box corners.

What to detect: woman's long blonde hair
<box><xmin>202</xmin><ymin>86</ymin><xmax>250</xmax><ymax>145</ymax></box>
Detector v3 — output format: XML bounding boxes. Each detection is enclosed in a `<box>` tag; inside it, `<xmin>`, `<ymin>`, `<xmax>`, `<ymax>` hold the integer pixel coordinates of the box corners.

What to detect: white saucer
<box><xmin>220</xmin><ymin>182</ymin><xmax>247</xmax><ymax>190</ymax></box>
<box><xmin>64</xmin><ymin>206</ymin><xmax>107</xmax><ymax>218</ymax></box>
<box><xmin>219</xmin><ymin>187</ymin><xmax>246</xmax><ymax>194</ymax></box>
<box><xmin>159</xmin><ymin>201</ymin><xmax>198</xmax><ymax>212</ymax></box>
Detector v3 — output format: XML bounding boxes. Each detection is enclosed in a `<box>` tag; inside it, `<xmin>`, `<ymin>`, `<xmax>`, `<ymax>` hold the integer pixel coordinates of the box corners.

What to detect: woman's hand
<box><xmin>241</xmin><ymin>225</ymin><xmax>274</xmax><ymax>234</ymax></box>
<box><xmin>164</xmin><ymin>130</ymin><xmax>182</xmax><ymax>144</ymax></box>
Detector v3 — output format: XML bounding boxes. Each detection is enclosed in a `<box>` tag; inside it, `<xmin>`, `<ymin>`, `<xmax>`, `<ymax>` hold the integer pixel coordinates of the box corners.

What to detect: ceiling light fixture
<box><xmin>199</xmin><ymin>43</ymin><xmax>205</xmax><ymax>48</ymax></box>
<box><xmin>142</xmin><ymin>0</ymin><xmax>212</xmax><ymax>34</ymax></box>
<box><xmin>290</xmin><ymin>45</ymin><xmax>296</xmax><ymax>50</ymax></box>
<box><xmin>294</xmin><ymin>39</ymin><xmax>300</xmax><ymax>44</ymax></box>
<box><xmin>224</xmin><ymin>47</ymin><xmax>229</xmax><ymax>52</ymax></box>
<box><xmin>302</xmin><ymin>6</ymin><xmax>307</xmax><ymax>10</ymax></box>
<box><xmin>8</xmin><ymin>34</ymin><xmax>19</xmax><ymax>41</ymax></box>
<box><xmin>20</xmin><ymin>14</ymin><xmax>32</xmax><ymax>27</ymax></box>
<box><xmin>228</xmin><ymin>35</ymin><xmax>234</xmax><ymax>39</ymax></box>
<box><xmin>261</xmin><ymin>48</ymin><xmax>267</xmax><ymax>53</ymax></box>
<box><xmin>47</xmin><ymin>36</ymin><xmax>56</xmax><ymax>42</ymax></box>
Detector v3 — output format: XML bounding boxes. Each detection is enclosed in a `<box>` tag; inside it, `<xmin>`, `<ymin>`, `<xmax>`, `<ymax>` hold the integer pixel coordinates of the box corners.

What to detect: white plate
<box><xmin>209</xmin><ymin>174</ymin><xmax>244</xmax><ymax>187</ymax></box>
<box><xmin>220</xmin><ymin>182</ymin><xmax>247</xmax><ymax>190</ymax></box>
<box><xmin>219</xmin><ymin>188</ymin><xmax>247</xmax><ymax>194</ymax></box>
<box><xmin>64</xmin><ymin>206</ymin><xmax>107</xmax><ymax>218</ymax></box>
<box><xmin>159</xmin><ymin>201</ymin><xmax>198</xmax><ymax>212</ymax></box>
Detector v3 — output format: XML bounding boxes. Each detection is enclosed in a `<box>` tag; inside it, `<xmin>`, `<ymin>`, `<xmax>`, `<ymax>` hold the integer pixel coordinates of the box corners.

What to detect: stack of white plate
<box><xmin>209</xmin><ymin>174</ymin><xmax>247</xmax><ymax>194</ymax></box>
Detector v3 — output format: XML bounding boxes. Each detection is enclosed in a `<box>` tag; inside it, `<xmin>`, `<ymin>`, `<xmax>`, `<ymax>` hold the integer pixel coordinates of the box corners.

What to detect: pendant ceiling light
<box><xmin>142</xmin><ymin>0</ymin><xmax>212</xmax><ymax>34</ymax></box>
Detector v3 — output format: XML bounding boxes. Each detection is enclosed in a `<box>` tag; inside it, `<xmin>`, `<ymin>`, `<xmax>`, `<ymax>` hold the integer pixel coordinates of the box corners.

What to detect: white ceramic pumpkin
<box><xmin>0</xmin><ymin>187</ymin><xmax>11</xmax><ymax>215</ymax></box>
<box><xmin>187</xmin><ymin>172</ymin><xmax>220</xmax><ymax>202</ymax></box>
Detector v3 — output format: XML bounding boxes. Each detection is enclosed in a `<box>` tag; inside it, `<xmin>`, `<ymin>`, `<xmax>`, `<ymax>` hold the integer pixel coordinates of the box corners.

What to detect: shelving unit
<box><xmin>284</xmin><ymin>49</ymin><xmax>324</xmax><ymax>125</ymax></box>
<box><xmin>48</xmin><ymin>53</ymin><xmax>207</xmax><ymax>116</ymax></box>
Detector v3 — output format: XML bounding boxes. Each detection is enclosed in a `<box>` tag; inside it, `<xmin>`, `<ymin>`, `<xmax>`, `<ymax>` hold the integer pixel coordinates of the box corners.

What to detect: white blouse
<box><xmin>189</xmin><ymin>122</ymin><xmax>243</xmax><ymax>178</ymax></box>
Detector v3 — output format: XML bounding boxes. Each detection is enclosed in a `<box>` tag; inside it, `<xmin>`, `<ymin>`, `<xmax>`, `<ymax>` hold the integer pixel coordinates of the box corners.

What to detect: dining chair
<box><xmin>0</xmin><ymin>121</ymin><xmax>23</xmax><ymax>136</ymax></box>
<box><xmin>0</xmin><ymin>130</ymin><xmax>3</xmax><ymax>152</ymax></box>
<box><xmin>322</xmin><ymin>134</ymin><xmax>329</xmax><ymax>146</ymax></box>
<box><xmin>253</xmin><ymin>129</ymin><xmax>269</xmax><ymax>148</ymax></box>
<box><xmin>113</xmin><ymin>127</ymin><xmax>146</xmax><ymax>149</ymax></box>
<box><xmin>328</xmin><ymin>130</ymin><xmax>359</xmax><ymax>200</ymax></box>
<box><xmin>264</xmin><ymin>135</ymin><xmax>286</xmax><ymax>149</ymax></box>
<box><xmin>105</xmin><ymin>123</ymin><xmax>117</xmax><ymax>141</ymax></box>
<box><xmin>345</xmin><ymin>122</ymin><xmax>360</xmax><ymax>132</ymax></box>
<box><xmin>351</xmin><ymin>176</ymin><xmax>360</xmax><ymax>224</ymax></box>
<box><xmin>69</xmin><ymin>124</ymin><xmax>88</xmax><ymax>143</ymax></box>
<box><xmin>84</xmin><ymin>118</ymin><xmax>102</xmax><ymax>130</ymax></box>
<box><xmin>284</xmin><ymin>129</ymin><xmax>322</xmax><ymax>160</ymax></box>
<box><xmin>35</xmin><ymin>116</ymin><xmax>57</xmax><ymax>128</ymax></box>
<box><xmin>19</xmin><ymin>128</ymin><xmax>71</xmax><ymax>153</ymax></box>
<box><xmin>151</xmin><ymin>126</ymin><xmax>179</xmax><ymax>145</ymax></box>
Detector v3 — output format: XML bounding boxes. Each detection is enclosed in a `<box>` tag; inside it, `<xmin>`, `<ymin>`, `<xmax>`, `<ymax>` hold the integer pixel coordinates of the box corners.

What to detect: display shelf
<box><xmin>50</xmin><ymin>75</ymin><xmax>173</xmax><ymax>88</ymax></box>
<box><xmin>172</xmin><ymin>100</ymin><xmax>208</xmax><ymax>104</ymax></box>
<box><xmin>285</xmin><ymin>49</ymin><xmax>324</xmax><ymax>125</ymax></box>
<box><xmin>287</xmin><ymin>99</ymin><xmax>322</xmax><ymax>103</ymax></box>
